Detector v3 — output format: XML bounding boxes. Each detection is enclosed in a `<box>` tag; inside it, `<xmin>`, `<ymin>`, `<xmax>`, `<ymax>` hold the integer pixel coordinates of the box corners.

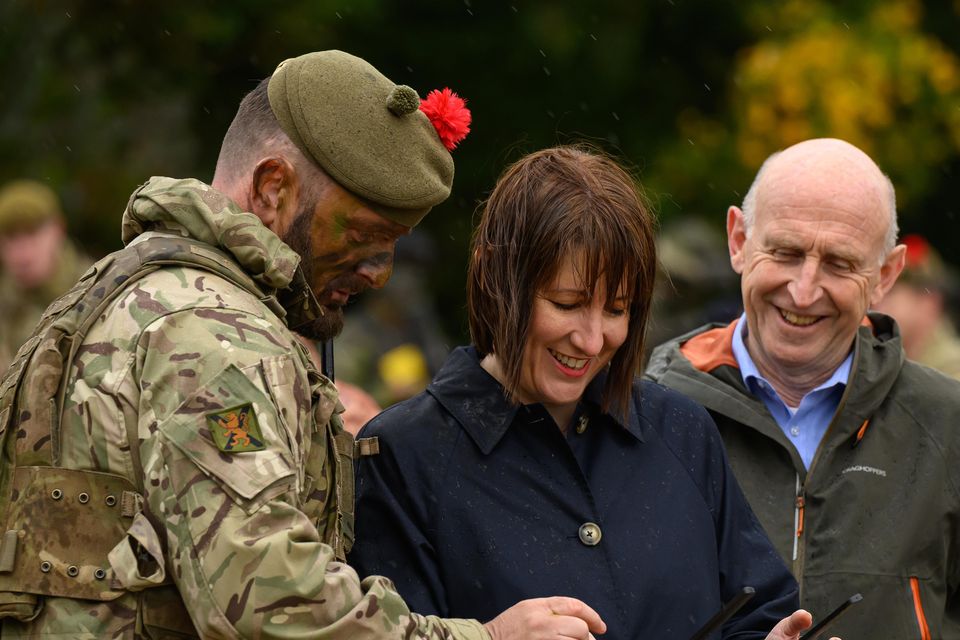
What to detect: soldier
<box><xmin>0</xmin><ymin>179</ymin><xmax>92</xmax><ymax>374</ymax></box>
<box><xmin>873</xmin><ymin>233</ymin><xmax>960</xmax><ymax>379</ymax></box>
<box><xmin>0</xmin><ymin>51</ymin><xmax>603</xmax><ymax>639</ymax></box>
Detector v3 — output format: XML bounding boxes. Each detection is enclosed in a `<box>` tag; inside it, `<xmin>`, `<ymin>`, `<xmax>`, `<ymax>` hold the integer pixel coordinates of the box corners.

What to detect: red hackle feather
<box><xmin>420</xmin><ymin>88</ymin><xmax>471</xmax><ymax>151</ymax></box>
<box><xmin>902</xmin><ymin>233</ymin><xmax>930</xmax><ymax>268</ymax></box>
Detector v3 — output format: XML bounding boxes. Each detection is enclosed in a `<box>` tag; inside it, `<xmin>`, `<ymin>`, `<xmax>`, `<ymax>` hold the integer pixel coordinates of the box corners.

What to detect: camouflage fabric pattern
<box><xmin>2</xmin><ymin>178</ymin><xmax>488</xmax><ymax>640</ymax></box>
<box><xmin>916</xmin><ymin>318</ymin><xmax>960</xmax><ymax>380</ymax></box>
<box><xmin>0</xmin><ymin>238</ymin><xmax>92</xmax><ymax>375</ymax></box>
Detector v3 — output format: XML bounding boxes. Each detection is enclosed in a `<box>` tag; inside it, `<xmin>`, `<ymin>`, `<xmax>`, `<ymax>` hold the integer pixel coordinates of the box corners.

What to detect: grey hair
<box><xmin>740</xmin><ymin>150</ymin><xmax>899</xmax><ymax>260</ymax></box>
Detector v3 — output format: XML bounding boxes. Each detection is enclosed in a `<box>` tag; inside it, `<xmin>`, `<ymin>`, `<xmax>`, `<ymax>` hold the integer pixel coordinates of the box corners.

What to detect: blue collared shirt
<box><xmin>731</xmin><ymin>313</ymin><xmax>852</xmax><ymax>469</ymax></box>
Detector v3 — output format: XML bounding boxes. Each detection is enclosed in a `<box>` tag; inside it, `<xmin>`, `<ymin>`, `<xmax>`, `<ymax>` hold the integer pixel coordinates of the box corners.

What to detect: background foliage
<box><xmin>2</xmin><ymin>0</ymin><xmax>959</xmax><ymax>343</ymax></box>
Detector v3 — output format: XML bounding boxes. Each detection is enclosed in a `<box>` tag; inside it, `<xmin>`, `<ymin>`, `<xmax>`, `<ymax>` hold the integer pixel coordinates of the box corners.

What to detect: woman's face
<box><xmin>516</xmin><ymin>253</ymin><xmax>631</xmax><ymax>427</ymax></box>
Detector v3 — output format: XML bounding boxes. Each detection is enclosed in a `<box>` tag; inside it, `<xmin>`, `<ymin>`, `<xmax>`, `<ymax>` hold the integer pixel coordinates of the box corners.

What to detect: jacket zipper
<box><xmin>792</xmin><ymin>342</ymin><xmax>863</xmax><ymax>584</ymax></box>
<box><xmin>792</xmin><ymin>473</ymin><xmax>804</xmax><ymax>563</ymax></box>
<box><xmin>791</xmin><ymin>471</ymin><xmax>808</xmax><ymax>602</ymax></box>
<box><xmin>910</xmin><ymin>577</ymin><xmax>931</xmax><ymax>640</ymax></box>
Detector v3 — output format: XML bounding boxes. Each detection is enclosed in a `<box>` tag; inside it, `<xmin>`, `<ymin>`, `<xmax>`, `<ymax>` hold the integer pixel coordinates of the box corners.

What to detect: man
<box><xmin>646</xmin><ymin>138</ymin><xmax>960</xmax><ymax>638</ymax></box>
<box><xmin>0</xmin><ymin>179</ymin><xmax>91</xmax><ymax>374</ymax></box>
<box><xmin>874</xmin><ymin>233</ymin><xmax>960</xmax><ymax>379</ymax></box>
<box><xmin>0</xmin><ymin>51</ymin><xmax>607</xmax><ymax>639</ymax></box>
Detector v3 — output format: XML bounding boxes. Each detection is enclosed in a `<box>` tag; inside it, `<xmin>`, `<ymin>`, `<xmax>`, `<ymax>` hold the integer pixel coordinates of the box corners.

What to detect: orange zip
<box><xmin>795</xmin><ymin>495</ymin><xmax>805</xmax><ymax>537</ymax></box>
<box><xmin>791</xmin><ymin>475</ymin><xmax>804</xmax><ymax>563</ymax></box>
<box><xmin>910</xmin><ymin>577</ymin><xmax>931</xmax><ymax>640</ymax></box>
<box><xmin>852</xmin><ymin>418</ymin><xmax>870</xmax><ymax>447</ymax></box>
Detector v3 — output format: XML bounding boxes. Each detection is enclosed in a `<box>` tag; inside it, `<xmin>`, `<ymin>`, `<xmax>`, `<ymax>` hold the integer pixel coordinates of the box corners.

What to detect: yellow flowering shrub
<box><xmin>731</xmin><ymin>0</ymin><xmax>960</xmax><ymax>204</ymax></box>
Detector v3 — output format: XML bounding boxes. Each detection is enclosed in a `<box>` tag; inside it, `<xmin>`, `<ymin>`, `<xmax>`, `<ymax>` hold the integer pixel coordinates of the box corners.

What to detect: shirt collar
<box><xmin>427</xmin><ymin>347</ymin><xmax>643</xmax><ymax>455</ymax></box>
<box><xmin>731</xmin><ymin>312</ymin><xmax>853</xmax><ymax>402</ymax></box>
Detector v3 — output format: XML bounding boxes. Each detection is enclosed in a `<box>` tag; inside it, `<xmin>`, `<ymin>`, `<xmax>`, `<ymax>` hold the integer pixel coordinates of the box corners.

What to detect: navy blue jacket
<box><xmin>351</xmin><ymin>347</ymin><xmax>798</xmax><ymax>639</ymax></box>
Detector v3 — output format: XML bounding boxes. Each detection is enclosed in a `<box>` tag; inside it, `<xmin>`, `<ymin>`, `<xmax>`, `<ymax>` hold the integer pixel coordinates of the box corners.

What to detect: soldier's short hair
<box><xmin>467</xmin><ymin>145</ymin><xmax>657</xmax><ymax>421</ymax></box>
<box><xmin>215</xmin><ymin>78</ymin><xmax>326</xmax><ymax>204</ymax></box>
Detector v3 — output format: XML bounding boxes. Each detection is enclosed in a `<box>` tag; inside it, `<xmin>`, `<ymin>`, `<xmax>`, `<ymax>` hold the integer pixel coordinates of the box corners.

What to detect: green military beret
<box><xmin>899</xmin><ymin>234</ymin><xmax>958</xmax><ymax>294</ymax></box>
<box><xmin>0</xmin><ymin>179</ymin><xmax>63</xmax><ymax>235</ymax></box>
<box><xmin>268</xmin><ymin>50</ymin><xmax>454</xmax><ymax>228</ymax></box>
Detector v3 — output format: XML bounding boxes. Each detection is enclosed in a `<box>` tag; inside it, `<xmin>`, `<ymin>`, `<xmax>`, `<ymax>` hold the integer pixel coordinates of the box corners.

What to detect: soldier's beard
<box><xmin>281</xmin><ymin>207</ymin><xmax>345</xmax><ymax>342</ymax></box>
<box><xmin>296</xmin><ymin>301</ymin><xmax>344</xmax><ymax>342</ymax></box>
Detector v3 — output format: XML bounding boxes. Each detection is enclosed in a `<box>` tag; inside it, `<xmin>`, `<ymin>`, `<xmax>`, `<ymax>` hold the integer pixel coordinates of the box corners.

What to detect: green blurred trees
<box><xmin>652</xmin><ymin>0</ymin><xmax>960</xmax><ymax>224</ymax></box>
<box><xmin>1</xmin><ymin>0</ymin><xmax>959</xmax><ymax>341</ymax></box>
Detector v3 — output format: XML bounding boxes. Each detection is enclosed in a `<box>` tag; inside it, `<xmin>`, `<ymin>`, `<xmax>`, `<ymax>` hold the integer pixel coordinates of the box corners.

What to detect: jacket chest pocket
<box><xmin>260</xmin><ymin>355</ymin><xmax>313</xmax><ymax>494</ymax></box>
<box><xmin>908</xmin><ymin>576</ymin><xmax>937</xmax><ymax>640</ymax></box>
<box><xmin>804</xmin><ymin>573</ymin><xmax>945</xmax><ymax>638</ymax></box>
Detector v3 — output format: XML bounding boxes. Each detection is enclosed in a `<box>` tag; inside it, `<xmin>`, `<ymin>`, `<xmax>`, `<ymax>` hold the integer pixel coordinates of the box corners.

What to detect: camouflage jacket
<box><xmin>0</xmin><ymin>238</ymin><xmax>92</xmax><ymax>376</ymax></box>
<box><xmin>916</xmin><ymin>318</ymin><xmax>960</xmax><ymax>380</ymax></box>
<box><xmin>0</xmin><ymin>177</ymin><xmax>487</xmax><ymax>640</ymax></box>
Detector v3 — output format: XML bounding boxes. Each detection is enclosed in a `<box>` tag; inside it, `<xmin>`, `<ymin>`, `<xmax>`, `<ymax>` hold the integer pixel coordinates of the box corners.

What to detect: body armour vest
<box><xmin>0</xmin><ymin>233</ymin><xmax>355</xmax><ymax>635</ymax></box>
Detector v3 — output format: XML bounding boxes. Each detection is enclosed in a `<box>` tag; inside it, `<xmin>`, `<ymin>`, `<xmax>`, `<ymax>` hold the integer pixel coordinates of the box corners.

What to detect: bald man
<box><xmin>646</xmin><ymin>138</ymin><xmax>960</xmax><ymax>638</ymax></box>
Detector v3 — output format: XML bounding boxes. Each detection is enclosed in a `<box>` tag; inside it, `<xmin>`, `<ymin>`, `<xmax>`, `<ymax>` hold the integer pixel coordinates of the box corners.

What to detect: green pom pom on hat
<box><xmin>386</xmin><ymin>85</ymin><xmax>421</xmax><ymax>116</ymax></box>
<box><xmin>0</xmin><ymin>179</ymin><xmax>63</xmax><ymax>235</ymax></box>
<box><xmin>268</xmin><ymin>51</ymin><xmax>454</xmax><ymax>228</ymax></box>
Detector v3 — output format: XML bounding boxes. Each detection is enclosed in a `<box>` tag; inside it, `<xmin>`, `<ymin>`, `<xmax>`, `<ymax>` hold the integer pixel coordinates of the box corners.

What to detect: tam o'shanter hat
<box><xmin>0</xmin><ymin>179</ymin><xmax>64</xmax><ymax>235</ymax></box>
<box><xmin>899</xmin><ymin>234</ymin><xmax>958</xmax><ymax>295</ymax></box>
<box><xmin>268</xmin><ymin>50</ymin><xmax>471</xmax><ymax>228</ymax></box>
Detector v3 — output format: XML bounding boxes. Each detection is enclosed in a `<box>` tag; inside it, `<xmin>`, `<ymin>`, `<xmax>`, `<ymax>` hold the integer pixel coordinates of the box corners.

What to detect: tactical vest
<box><xmin>0</xmin><ymin>234</ymin><xmax>356</xmax><ymax>634</ymax></box>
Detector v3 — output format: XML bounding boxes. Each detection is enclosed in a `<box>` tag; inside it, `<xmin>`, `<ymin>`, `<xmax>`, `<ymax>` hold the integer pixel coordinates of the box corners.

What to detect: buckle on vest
<box><xmin>0</xmin><ymin>530</ymin><xmax>19</xmax><ymax>573</ymax></box>
<box><xmin>354</xmin><ymin>436</ymin><xmax>380</xmax><ymax>457</ymax></box>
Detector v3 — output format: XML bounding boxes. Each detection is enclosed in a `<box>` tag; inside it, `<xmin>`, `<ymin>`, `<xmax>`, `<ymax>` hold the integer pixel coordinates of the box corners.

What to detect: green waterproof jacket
<box><xmin>645</xmin><ymin>312</ymin><xmax>960</xmax><ymax>639</ymax></box>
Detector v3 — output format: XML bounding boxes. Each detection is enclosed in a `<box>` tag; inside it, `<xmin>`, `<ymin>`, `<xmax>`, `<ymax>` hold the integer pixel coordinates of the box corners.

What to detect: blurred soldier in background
<box><xmin>0</xmin><ymin>179</ymin><xmax>91</xmax><ymax>374</ymax></box>
<box><xmin>648</xmin><ymin>217</ymin><xmax>741</xmax><ymax>357</ymax></box>
<box><xmin>873</xmin><ymin>233</ymin><xmax>960</xmax><ymax>379</ymax></box>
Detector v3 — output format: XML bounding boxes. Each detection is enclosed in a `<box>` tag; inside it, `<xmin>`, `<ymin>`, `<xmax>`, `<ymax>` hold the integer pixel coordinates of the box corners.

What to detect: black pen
<box><xmin>687</xmin><ymin>586</ymin><xmax>756</xmax><ymax>640</ymax></box>
<box><xmin>800</xmin><ymin>593</ymin><xmax>863</xmax><ymax>640</ymax></box>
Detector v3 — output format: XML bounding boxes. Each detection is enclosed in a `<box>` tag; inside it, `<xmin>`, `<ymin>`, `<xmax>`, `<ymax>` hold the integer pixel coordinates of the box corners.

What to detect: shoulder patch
<box><xmin>206</xmin><ymin>404</ymin><xmax>266</xmax><ymax>452</ymax></box>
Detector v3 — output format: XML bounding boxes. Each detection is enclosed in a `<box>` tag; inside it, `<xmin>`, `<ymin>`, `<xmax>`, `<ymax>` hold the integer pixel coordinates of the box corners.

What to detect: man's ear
<box><xmin>871</xmin><ymin>243</ymin><xmax>907</xmax><ymax>306</ymax></box>
<box><xmin>249</xmin><ymin>157</ymin><xmax>299</xmax><ymax>232</ymax></box>
<box><xmin>727</xmin><ymin>205</ymin><xmax>748</xmax><ymax>275</ymax></box>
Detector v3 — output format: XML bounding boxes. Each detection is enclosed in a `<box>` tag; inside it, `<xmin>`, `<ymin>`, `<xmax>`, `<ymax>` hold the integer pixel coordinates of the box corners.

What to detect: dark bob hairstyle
<box><xmin>467</xmin><ymin>145</ymin><xmax>657</xmax><ymax>419</ymax></box>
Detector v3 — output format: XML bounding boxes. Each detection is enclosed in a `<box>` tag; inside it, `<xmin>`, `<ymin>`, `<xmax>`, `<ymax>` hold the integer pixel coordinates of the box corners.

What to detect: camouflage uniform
<box><xmin>0</xmin><ymin>238</ymin><xmax>91</xmax><ymax>375</ymax></box>
<box><xmin>916</xmin><ymin>318</ymin><xmax>960</xmax><ymax>380</ymax></box>
<box><xmin>0</xmin><ymin>177</ymin><xmax>487</xmax><ymax>639</ymax></box>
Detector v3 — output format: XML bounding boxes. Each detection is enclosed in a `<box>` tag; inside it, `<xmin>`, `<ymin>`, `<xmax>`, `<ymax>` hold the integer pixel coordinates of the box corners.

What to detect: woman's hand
<box><xmin>483</xmin><ymin>597</ymin><xmax>606</xmax><ymax>640</ymax></box>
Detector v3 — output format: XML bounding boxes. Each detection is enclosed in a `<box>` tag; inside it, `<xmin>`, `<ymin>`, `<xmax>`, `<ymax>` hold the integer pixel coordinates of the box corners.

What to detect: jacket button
<box><xmin>578</xmin><ymin>522</ymin><xmax>602</xmax><ymax>546</ymax></box>
<box><xmin>576</xmin><ymin>415</ymin><xmax>588</xmax><ymax>434</ymax></box>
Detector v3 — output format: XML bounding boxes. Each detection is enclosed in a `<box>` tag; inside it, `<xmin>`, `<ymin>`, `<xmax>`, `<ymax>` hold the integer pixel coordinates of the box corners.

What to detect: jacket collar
<box><xmin>120</xmin><ymin>177</ymin><xmax>301</xmax><ymax>290</ymax></box>
<box><xmin>428</xmin><ymin>346</ymin><xmax>643</xmax><ymax>455</ymax></box>
<box><xmin>120</xmin><ymin>177</ymin><xmax>325</xmax><ymax>330</ymax></box>
<box><xmin>646</xmin><ymin>312</ymin><xmax>905</xmax><ymax>462</ymax></box>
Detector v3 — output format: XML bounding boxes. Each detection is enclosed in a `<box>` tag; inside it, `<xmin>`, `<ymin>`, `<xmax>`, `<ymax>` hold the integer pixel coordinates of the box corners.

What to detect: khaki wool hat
<box><xmin>0</xmin><ymin>179</ymin><xmax>64</xmax><ymax>236</ymax></box>
<box><xmin>268</xmin><ymin>50</ymin><xmax>456</xmax><ymax>228</ymax></box>
<box><xmin>899</xmin><ymin>234</ymin><xmax>958</xmax><ymax>294</ymax></box>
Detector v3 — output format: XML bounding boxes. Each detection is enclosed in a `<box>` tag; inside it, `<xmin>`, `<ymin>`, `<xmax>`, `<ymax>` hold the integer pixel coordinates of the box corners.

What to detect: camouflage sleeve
<box><xmin>135</xmin><ymin>307</ymin><xmax>489</xmax><ymax>640</ymax></box>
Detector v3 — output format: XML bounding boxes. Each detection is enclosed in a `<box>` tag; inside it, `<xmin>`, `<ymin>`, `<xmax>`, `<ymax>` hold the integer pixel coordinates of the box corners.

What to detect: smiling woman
<box><xmin>350</xmin><ymin>145</ymin><xmax>807</xmax><ymax>640</ymax></box>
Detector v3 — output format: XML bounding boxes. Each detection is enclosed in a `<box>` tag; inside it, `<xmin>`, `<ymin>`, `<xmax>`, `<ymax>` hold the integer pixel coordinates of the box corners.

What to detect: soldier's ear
<box><xmin>249</xmin><ymin>157</ymin><xmax>299</xmax><ymax>231</ymax></box>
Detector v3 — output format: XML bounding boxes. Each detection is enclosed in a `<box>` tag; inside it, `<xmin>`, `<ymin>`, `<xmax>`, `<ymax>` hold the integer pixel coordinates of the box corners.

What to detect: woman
<box><xmin>350</xmin><ymin>146</ymin><xmax>809</xmax><ymax>639</ymax></box>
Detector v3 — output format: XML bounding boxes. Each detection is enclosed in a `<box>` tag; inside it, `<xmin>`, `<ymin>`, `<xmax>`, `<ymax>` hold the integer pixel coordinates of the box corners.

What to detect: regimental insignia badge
<box><xmin>206</xmin><ymin>404</ymin><xmax>266</xmax><ymax>453</ymax></box>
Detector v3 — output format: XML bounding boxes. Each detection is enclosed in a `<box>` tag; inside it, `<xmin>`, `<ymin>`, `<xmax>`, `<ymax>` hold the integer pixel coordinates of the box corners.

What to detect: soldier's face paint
<box><xmin>282</xmin><ymin>180</ymin><xmax>410</xmax><ymax>341</ymax></box>
<box><xmin>516</xmin><ymin>253</ymin><xmax>630</xmax><ymax>430</ymax></box>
